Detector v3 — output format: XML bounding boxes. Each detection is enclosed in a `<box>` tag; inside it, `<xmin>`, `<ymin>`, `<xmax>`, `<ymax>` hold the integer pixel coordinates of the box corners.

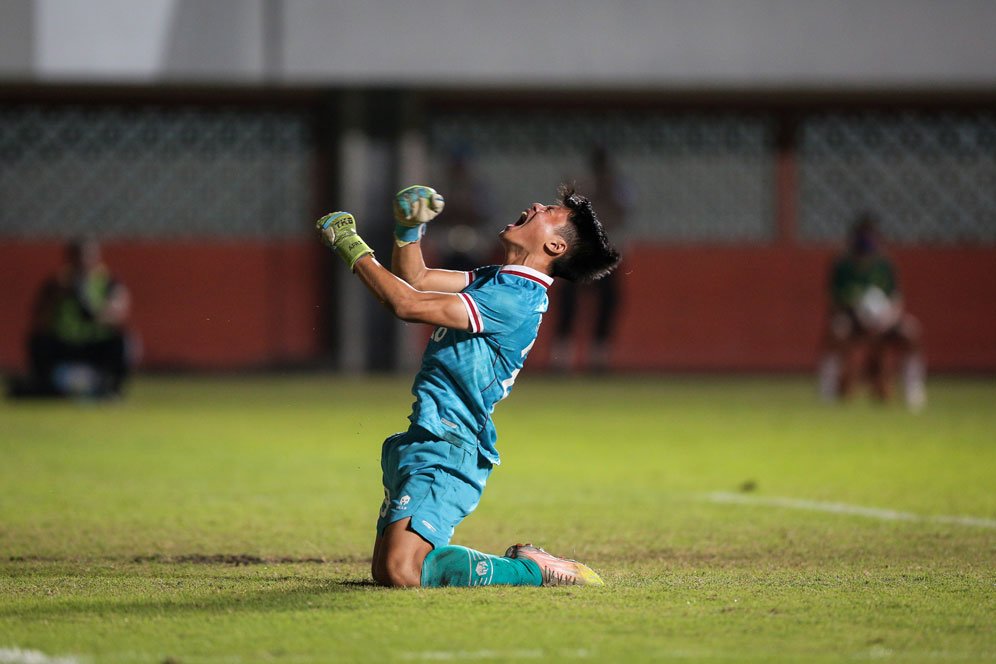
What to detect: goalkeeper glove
<box><xmin>393</xmin><ymin>185</ymin><xmax>445</xmax><ymax>246</ymax></box>
<box><xmin>315</xmin><ymin>211</ymin><xmax>374</xmax><ymax>271</ymax></box>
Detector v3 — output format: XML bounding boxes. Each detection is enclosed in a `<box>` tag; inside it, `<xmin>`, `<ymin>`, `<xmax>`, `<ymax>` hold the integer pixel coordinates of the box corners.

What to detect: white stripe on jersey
<box><xmin>458</xmin><ymin>292</ymin><xmax>483</xmax><ymax>333</ymax></box>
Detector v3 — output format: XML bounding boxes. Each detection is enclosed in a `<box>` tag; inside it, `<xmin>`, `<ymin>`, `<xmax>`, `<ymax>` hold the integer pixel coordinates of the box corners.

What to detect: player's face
<box><xmin>500</xmin><ymin>202</ymin><xmax>570</xmax><ymax>253</ymax></box>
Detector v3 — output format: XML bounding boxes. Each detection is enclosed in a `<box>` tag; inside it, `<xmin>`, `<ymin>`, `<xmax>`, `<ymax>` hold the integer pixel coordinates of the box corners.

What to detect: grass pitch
<box><xmin>1</xmin><ymin>375</ymin><xmax>994</xmax><ymax>663</ymax></box>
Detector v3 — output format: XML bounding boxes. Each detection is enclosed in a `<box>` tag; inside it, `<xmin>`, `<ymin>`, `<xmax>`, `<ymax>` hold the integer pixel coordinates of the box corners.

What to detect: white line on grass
<box><xmin>401</xmin><ymin>651</ymin><xmax>543</xmax><ymax>661</ymax></box>
<box><xmin>705</xmin><ymin>492</ymin><xmax>996</xmax><ymax>529</ymax></box>
<box><xmin>0</xmin><ymin>648</ymin><xmax>83</xmax><ymax>664</ymax></box>
<box><xmin>401</xmin><ymin>650</ymin><xmax>592</xmax><ymax>661</ymax></box>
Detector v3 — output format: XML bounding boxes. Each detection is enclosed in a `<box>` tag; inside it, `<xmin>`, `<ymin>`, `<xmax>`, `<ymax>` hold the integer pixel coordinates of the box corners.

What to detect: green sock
<box><xmin>421</xmin><ymin>545</ymin><xmax>542</xmax><ymax>587</ymax></box>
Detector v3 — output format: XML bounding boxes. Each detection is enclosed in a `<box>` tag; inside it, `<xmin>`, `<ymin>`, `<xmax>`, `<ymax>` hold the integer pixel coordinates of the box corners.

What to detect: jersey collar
<box><xmin>499</xmin><ymin>264</ymin><xmax>554</xmax><ymax>289</ymax></box>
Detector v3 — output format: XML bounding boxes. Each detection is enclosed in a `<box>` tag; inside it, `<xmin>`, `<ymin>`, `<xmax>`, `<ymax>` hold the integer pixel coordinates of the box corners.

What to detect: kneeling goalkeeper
<box><xmin>317</xmin><ymin>184</ymin><xmax>620</xmax><ymax>587</ymax></box>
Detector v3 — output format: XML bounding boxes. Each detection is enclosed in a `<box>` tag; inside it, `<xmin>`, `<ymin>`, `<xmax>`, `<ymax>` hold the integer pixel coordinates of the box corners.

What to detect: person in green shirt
<box><xmin>17</xmin><ymin>238</ymin><xmax>132</xmax><ymax>398</ymax></box>
<box><xmin>818</xmin><ymin>215</ymin><xmax>926</xmax><ymax>410</ymax></box>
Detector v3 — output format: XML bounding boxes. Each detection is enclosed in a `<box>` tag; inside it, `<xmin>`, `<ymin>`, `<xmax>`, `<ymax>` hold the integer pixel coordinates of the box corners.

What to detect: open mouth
<box><xmin>502</xmin><ymin>210</ymin><xmax>530</xmax><ymax>233</ymax></box>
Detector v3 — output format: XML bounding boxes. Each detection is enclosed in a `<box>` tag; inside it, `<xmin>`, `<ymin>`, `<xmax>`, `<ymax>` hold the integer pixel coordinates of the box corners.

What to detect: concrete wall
<box><xmin>2</xmin><ymin>0</ymin><xmax>995</xmax><ymax>87</ymax></box>
<box><xmin>0</xmin><ymin>0</ymin><xmax>33</xmax><ymax>77</ymax></box>
<box><xmin>31</xmin><ymin>0</ymin><xmax>266</xmax><ymax>81</ymax></box>
<box><xmin>283</xmin><ymin>0</ymin><xmax>996</xmax><ymax>88</ymax></box>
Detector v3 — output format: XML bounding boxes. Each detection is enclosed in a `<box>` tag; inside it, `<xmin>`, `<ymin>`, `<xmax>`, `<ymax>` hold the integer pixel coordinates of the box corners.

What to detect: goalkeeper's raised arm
<box><xmin>390</xmin><ymin>185</ymin><xmax>475</xmax><ymax>294</ymax></box>
<box><xmin>315</xmin><ymin>201</ymin><xmax>471</xmax><ymax>332</ymax></box>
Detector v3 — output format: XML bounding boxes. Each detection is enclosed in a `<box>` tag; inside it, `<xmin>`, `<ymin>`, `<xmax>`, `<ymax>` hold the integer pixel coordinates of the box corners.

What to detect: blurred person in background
<box><xmin>9</xmin><ymin>238</ymin><xmax>133</xmax><ymax>399</ymax></box>
<box><xmin>552</xmin><ymin>146</ymin><xmax>633</xmax><ymax>372</ymax></box>
<box><xmin>817</xmin><ymin>214</ymin><xmax>926</xmax><ymax>410</ymax></box>
<box><xmin>427</xmin><ymin>148</ymin><xmax>495</xmax><ymax>271</ymax></box>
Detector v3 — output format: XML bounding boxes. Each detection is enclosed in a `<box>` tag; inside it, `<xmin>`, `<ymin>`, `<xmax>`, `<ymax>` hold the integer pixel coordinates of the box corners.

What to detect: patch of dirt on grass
<box><xmin>131</xmin><ymin>553</ymin><xmax>359</xmax><ymax>566</ymax></box>
<box><xmin>7</xmin><ymin>553</ymin><xmax>368</xmax><ymax>566</ymax></box>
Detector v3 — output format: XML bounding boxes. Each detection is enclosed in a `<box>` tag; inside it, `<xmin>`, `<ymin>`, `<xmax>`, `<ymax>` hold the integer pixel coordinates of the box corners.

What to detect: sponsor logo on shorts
<box><xmin>475</xmin><ymin>561</ymin><xmax>489</xmax><ymax>577</ymax></box>
<box><xmin>421</xmin><ymin>520</ymin><xmax>437</xmax><ymax>533</ymax></box>
<box><xmin>398</xmin><ymin>495</ymin><xmax>410</xmax><ymax>509</ymax></box>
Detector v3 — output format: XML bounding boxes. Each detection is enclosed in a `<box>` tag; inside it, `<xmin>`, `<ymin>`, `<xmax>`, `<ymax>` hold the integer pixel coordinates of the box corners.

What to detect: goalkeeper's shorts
<box><xmin>376</xmin><ymin>425</ymin><xmax>492</xmax><ymax>549</ymax></box>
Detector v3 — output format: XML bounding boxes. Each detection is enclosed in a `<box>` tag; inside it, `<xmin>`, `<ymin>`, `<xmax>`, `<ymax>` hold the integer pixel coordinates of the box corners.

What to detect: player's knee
<box><xmin>383</xmin><ymin>557</ymin><xmax>422</xmax><ymax>587</ymax></box>
<box><xmin>379</xmin><ymin>544</ymin><xmax>427</xmax><ymax>588</ymax></box>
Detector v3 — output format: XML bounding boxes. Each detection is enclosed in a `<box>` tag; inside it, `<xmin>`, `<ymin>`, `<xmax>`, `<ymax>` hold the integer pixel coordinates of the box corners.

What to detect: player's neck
<box><xmin>503</xmin><ymin>245</ymin><xmax>553</xmax><ymax>277</ymax></box>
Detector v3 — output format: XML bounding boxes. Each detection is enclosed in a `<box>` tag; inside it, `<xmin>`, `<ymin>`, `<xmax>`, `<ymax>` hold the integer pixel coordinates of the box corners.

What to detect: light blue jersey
<box><xmin>408</xmin><ymin>264</ymin><xmax>553</xmax><ymax>465</ymax></box>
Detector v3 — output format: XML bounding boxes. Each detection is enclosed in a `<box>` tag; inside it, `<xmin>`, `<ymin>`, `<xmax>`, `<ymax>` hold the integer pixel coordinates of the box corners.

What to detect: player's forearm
<box><xmin>356</xmin><ymin>255</ymin><xmax>414</xmax><ymax>311</ymax></box>
<box><xmin>354</xmin><ymin>255</ymin><xmax>468</xmax><ymax>329</ymax></box>
<box><xmin>391</xmin><ymin>241</ymin><xmax>430</xmax><ymax>288</ymax></box>
<box><xmin>354</xmin><ymin>254</ymin><xmax>429</xmax><ymax>323</ymax></box>
<box><xmin>391</xmin><ymin>240</ymin><xmax>474</xmax><ymax>293</ymax></box>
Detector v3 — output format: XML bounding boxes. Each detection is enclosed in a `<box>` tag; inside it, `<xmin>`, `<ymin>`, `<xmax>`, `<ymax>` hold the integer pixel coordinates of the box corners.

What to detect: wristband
<box><xmin>335</xmin><ymin>233</ymin><xmax>374</xmax><ymax>271</ymax></box>
<box><xmin>394</xmin><ymin>222</ymin><xmax>426</xmax><ymax>247</ymax></box>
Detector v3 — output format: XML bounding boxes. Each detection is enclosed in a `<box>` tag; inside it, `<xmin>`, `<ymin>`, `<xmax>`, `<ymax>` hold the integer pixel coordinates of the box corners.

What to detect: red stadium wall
<box><xmin>1</xmin><ymin>242</ymin><xmax>994</xmax><ymax>373</ymax></box>
<box><xmin>539</xmin><ymin>245</ymin><xmax>996</xmax><ymax>373</ymax></box>
<box><xmin>0</xmin><ymin>240</ymin><xmax>325</xmax><ymax>372</ymax></box>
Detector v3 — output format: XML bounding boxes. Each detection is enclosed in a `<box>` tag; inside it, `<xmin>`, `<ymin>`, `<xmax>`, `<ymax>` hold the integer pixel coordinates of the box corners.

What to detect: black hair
<box><xmin>851</xmin><ymin>211</ymin><xmax>878</xmax><ymax>235</ymax></box>
<box><xmin>550</xmin><ymin>185</ymin><xmax>621</xmax><ymax>283</ymax></box>
<box><xmin>849</xmin><ymin>211</ymin><xmax>880</xmax><ymax>255</ymax></box>
<box><xmin>66</xmin><ymin>236</ymin><xmax>98</xmax><ymax>263</ymax></box>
